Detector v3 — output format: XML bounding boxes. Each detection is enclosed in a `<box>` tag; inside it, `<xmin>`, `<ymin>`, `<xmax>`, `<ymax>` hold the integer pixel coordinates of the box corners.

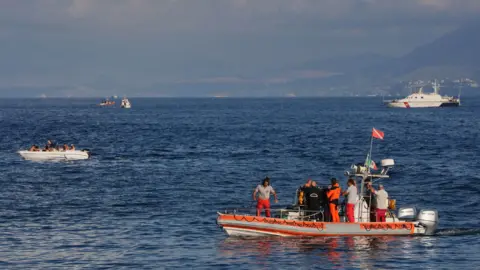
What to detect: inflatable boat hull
<box><xmin>18</xmin><ymin>150</ymin><xmax>90</xmax><ymax>161</ymax></box>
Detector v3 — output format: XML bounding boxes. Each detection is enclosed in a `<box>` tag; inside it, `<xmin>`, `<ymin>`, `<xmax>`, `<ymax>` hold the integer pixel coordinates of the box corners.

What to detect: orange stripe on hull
<box><xmin>218</xmin><ymin>214</ymin><xmax>416</xmax><ymax>236</ymax></box>
<box><xmin>359</xmin><ymin>223</ymin><xmax>414</xmax><ymax>231</ymax></box>
<box><xmin>218</xmin><ymin>215</ymin><xmax>325</xmax><ymax>229</ymax></box>
<box><xmin>222</xmin><ymin>224</ymin><xmax>414</xmax><ymax>237</ymax></box>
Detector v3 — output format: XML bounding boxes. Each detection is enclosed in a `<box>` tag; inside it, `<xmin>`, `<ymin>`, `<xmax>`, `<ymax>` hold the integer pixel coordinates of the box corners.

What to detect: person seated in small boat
<box><xmin>29</xmin><ymin>145</ymin><xmax>39</xmax><ymax>151</ymax></box>
<box><xmin>70</xmin><ymin>144</ymin><xmax>75</xmax><ymax>150</ymax></box>
<box><xmin>63</xmin><ymin>144</ymin><xmax>70</xmax><ymax>151</ymax></box>
<box><xmin>45</xmin><ymin>140</ymin><xmax>57</xmax><ymax>150</ymax></box>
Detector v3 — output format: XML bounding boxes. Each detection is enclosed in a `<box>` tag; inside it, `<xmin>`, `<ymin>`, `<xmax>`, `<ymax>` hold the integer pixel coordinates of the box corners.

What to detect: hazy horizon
<box><xmin>2</xmin><ymin>0</ymin><xmax>480</xmax><ymax>97</ymax></box>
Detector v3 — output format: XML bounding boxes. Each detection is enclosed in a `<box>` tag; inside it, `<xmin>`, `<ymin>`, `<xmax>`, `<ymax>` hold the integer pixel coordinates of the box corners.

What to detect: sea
<box><xmin>0</xmin><ymin>97</ymin><xmax>479</xmax><ymax>269</ymax></box>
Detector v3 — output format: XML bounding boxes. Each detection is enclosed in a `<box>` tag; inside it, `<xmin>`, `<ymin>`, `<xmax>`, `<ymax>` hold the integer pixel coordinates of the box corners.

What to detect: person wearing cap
<box><xmin>253</xmin><ymin>177</ymin><xmax>278</xmax><ymax>217</ymax></box>
<box><xmin>342</xmin><ymin>179</ymin><xmax>357</xmax><ymax>223</ymax></box>
<box><xmin>369</xmin><ymin>183</ymin><xmax>389</xmax><ymax>222</ymax></box>
<box><xmin>326</xmin><ymin>178</ymin><xmax>341</xmax><ymax>222</ymax></box>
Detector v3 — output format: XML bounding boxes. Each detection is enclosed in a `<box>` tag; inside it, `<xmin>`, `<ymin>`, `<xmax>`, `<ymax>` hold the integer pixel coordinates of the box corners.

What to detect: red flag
<box><xmin>372</xmin><ymin>128</ymin><xmax>384</xmax><ymax>140</ymax></box>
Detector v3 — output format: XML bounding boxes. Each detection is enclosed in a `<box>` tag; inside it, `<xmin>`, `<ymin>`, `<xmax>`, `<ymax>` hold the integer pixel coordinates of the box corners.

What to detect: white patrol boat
<box><xmin>18</xmin><ymin>149</ymin><xmax>90</xmax><ymax>161</ymax></box>
<box><xmin>217</xmin><ymin>129</ymin><xmax>439</xmax><ymax>237</ymax></box>
<box><xmin>121</xmin><ymin>97</ymin><xmax>131</xmax><ymax>109</ymax></box>
<box><xmin>386</xmin><ymin>80</ymin><xmax>460</xmax><ymax>108</ymax></box>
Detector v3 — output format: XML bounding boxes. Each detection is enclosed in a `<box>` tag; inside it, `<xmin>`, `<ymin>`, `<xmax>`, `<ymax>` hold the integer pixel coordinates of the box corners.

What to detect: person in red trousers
<box><xmin>253</xmin><ymin>177</ymin><xmax>278</xmax><ymax>217</ymax></box>
<box><xmin>369</xmin><ymin>183</ymin><xmax>389</xmax><ymax>222</ymax></box>
<box><xmin>342</xmin><ymin>178</ymin><xmax>357</xmax><ymax>222</ymax></box>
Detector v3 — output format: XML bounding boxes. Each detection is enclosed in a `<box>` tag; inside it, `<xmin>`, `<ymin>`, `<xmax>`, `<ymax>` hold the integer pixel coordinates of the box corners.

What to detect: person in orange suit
<box><xmin>326</xmin><ymin>178</ymin><xmax>341</xmax><ymax>222</ymax></box>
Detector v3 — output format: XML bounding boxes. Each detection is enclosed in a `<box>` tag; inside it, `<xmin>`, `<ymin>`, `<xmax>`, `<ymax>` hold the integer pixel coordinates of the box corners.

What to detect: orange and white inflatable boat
<box><xmin>217</xmin><ymin>128</ymin><xmax>439</xmax><ymax>237</ymax></box>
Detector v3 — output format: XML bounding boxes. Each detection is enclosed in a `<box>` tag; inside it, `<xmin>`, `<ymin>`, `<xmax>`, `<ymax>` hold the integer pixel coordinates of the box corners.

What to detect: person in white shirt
<box><xmin>253</xmin><ymin>177</ymin><xmax>278</xmax><ymax>217</ymax></box>
<box><xmin>369</xmin><ymin>184</ymin><xmax>389</xmax><ymax>222</ymax></box>
<box><xmin>342</xmin><ymin>179</ymin><xmax>357</xmax><ymax>222</ymax></box>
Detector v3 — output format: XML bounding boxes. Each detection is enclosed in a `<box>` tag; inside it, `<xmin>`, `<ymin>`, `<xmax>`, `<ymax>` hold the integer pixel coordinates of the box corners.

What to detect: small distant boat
<box><xmin>121</xmin><ymin>97</ymin><xmax>131</xmax><ymax>108</ymax></box>
<box><xmin>385</xmin><ymin>80</ymin><xmax>460</xmax><ymax>108</ymax></box>
<box><xmin>99</xmin><ymin>99</ymin><xmax>115</xmax><ymax>106</ymax></box>
<box><xmin>18</xmin><ymin>150</ymin><xmax>90</xmax><ymax>161</ymax></box>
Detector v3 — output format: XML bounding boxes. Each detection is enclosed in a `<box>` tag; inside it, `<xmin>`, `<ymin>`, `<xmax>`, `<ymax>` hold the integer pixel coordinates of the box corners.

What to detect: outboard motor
<box><xmin>380</xmin><ymin>159</ymin><xmax>395</xmax><ymax>175</ymax></box>
<box><xmin>417</xmin><ymin>209</ymin><xmax>439</xmax><ymax>235</ymax></box>
<box><xmin>397</xmin><ymin>206</ymin><xmax>418</xmax><ymax>221</ymax></box>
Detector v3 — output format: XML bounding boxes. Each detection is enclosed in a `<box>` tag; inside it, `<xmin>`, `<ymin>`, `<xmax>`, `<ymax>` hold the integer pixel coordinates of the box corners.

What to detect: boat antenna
<box><xmin>433</xmin><ymin>79</ymin><xmax>439</xmax><ymax>95</ymax></box>
<box><xmin>356</xmin><ymin>129</ymin><xmax>375</xmax><ymax>221</ymax></box>
<box><xmin>458</xmin><ymin>79</ymin><xmax>462</xmax><ymax>105</ymax></box>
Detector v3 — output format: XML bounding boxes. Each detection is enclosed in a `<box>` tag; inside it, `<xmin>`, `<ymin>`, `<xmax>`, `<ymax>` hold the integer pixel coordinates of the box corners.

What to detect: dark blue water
<box><xmin>0</xmin><ymin>98</ymin><xmax>479</xmax><ymax>269</ymax></box>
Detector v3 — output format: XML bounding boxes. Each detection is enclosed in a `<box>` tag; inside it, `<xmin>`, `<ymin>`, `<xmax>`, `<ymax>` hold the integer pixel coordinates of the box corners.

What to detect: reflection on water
<box><xmin>217</xmin><ymin>236</ymin><xmax>440</xmax><ymax>269</ymax></box>
<box><xmin>1</xmin><ymin>98</ymin><xmax>480</xmax><ymax>268</ymax></box>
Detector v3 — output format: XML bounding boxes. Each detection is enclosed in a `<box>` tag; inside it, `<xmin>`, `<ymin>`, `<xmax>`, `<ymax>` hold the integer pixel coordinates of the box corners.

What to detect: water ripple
<box><xmin>0</xmin><ymin>97</ymin><xmax>479</xmax><ymax>269</ymax></box>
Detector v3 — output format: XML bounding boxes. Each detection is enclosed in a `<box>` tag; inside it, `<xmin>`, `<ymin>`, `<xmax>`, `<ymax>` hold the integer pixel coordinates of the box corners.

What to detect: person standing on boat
<box><xmin>304</xmin><ymin>181</ymin><xmax>323</xmax><ymax>211</ymax></box>
<box><xmin>369</xmin><ymin>184</ymin><xmax>389</xmax><ymax>222</ymax></box>
<box><xmin>342</xmin><ymin>179</ymin><xmax>357</xmax><ymax>223</ymax></box>
<box><xmin>253</xmin><ymin>177</ymin><xmax>278</xmax><ymax>217</ymax></box>
<box><xmin>297</xmin><ymin>179</ymin><xmax>313</xmax><ymax>205</ymax></box>
<box><xmin>326</xmin><ymin>178</ymin><xmax>341</xmax><ymax>222</ymax></box>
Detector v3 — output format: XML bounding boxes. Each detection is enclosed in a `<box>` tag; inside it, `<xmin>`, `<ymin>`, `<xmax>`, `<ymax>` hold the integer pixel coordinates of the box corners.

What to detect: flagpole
<box><xmin>367</xmin><ymin>134</ymin><xmax>373</xmax><ymax>174</ymax></box>
<box><xmin>359</xmin><ymin>129</ymin><xmax>374</xmax><ymax>222</ymax></box>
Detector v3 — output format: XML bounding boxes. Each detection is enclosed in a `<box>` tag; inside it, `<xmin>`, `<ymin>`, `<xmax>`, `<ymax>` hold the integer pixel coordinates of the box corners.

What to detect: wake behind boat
<box><xmin>385</xmin><ymin>80</ymin><xmax>460</xmax><ymax>108</ymax></box>
<box><xmin>217</xmin><ymin>128</ymin><xmax>438</xmax><ymax>237</ymax></box>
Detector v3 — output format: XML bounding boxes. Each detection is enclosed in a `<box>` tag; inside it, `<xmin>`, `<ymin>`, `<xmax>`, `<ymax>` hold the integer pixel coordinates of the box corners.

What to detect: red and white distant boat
<box><xmin>121</xmin><ymin>97</ymin><xmax>131</xmax><ymax>108</ymax></box>
<box><xmin>386</xmin><ymin>80</ymin><xmax>460</xmax><ymax>108</ymax></box>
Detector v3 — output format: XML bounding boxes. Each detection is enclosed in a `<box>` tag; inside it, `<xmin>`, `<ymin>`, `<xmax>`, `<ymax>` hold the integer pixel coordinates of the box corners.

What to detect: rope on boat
<box><xmin>360</xmin><ymin>223</ymin><xmax>413</xmax><ymax>231</ymax></box>
<box><xmin>231</xmin><ymin>213</ymin><xmax>325</xmax><ymax>231</ymax></box>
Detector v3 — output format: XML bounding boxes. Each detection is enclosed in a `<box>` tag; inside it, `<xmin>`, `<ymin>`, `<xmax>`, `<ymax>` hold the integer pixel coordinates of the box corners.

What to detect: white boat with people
<box><xmin>18</xmin><ymin>140</ymin><xmax>90</xmax><ymax>161</ymax></box>
<box><xmin>121</xmin><ymin>97</ymin><xmax>131</xmax><ymax>109</ymax></box>
<box><xmin>217</xmin><ymin>128</ymin><xmax>439</xmax><ymax>237</ymax></box>
<box><xmin>385</xmin><ymin>80</ymin><xmax>460</xmax><ymax>108</ymax></box>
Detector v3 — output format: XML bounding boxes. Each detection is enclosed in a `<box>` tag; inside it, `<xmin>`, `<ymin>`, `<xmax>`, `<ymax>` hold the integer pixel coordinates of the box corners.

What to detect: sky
<box><xmin>1</xmin><ymin>0</ymin><xmax>480</xmax><ymax>97</ymax></box>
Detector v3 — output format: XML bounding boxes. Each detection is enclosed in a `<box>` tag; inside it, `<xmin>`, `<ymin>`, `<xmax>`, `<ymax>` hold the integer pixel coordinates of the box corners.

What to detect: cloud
<box><xmin>0</xmin><ymin>0</ymin><xmax>480</xmax><ymax>94</ymax></box>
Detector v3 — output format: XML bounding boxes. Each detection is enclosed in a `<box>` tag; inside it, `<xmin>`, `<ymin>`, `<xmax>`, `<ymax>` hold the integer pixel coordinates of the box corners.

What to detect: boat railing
<box><xmin>221</xmin><ymin>206</ymin><xmax>327</xmax><ymax>222</ymax></box>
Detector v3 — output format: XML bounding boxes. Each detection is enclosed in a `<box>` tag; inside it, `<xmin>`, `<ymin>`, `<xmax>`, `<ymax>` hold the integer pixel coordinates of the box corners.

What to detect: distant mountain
<box><xmin>269</xmin><ymin>21</ymin><xmax>480</xmax><ymax>95</ymax></box>
<box><xmin>295</xmin><ymin>53</ymin><xmax>393</xmax><ymax>74</ymax></box>
<box><xmin>361</xmin><ymin>20</ymin><xmax>480</xmax><ymax>81</ymax></box>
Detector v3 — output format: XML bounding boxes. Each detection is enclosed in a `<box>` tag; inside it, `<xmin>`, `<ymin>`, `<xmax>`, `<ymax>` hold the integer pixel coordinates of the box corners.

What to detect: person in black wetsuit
<box><xmin>303</xmin><ymin>181</ymin><xmax>324</xmax><ymax>220</ymax></box>
<box><xmin>45</xmin><ymin>140</ymin><xmax>56</xmax><ymax>150</ymax></box>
